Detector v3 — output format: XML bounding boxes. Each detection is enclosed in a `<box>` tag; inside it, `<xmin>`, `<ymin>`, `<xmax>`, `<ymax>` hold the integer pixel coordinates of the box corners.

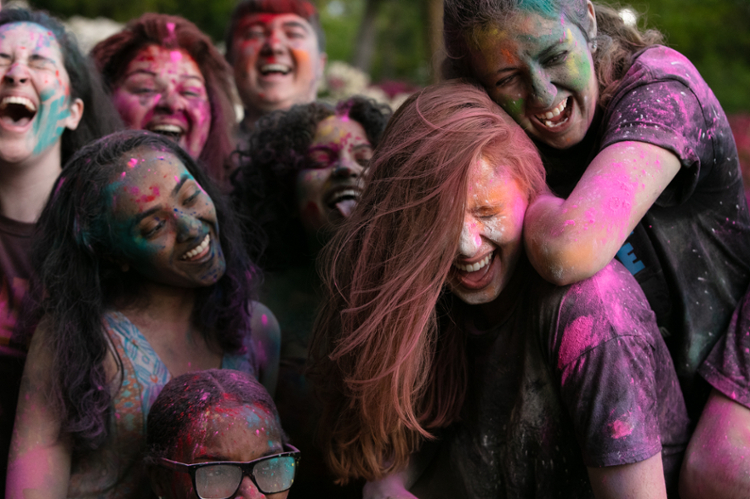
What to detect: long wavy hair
<box><xmin>442</xmin><ymin>0</ymin><xmax>664</xmax><ymax>107</ymax></box>
<box><xmin>91</xmin><ymin>13</ymin><xmax>236</xmax><ymax>185</ymax></box>
<box><xmin>232</xmin><ymin>96</ymin><xmax>391</xmax><ymax>270</ymax></box>
<box><xmin>308</xmin><ymin>81</ymin><xmax>545</xmax><ymax>482</ymax></box>
<box><xmin>0</xmin><ymin>8</ymin><xmax>122</xmax><ymax>164</ymax></box>
<box><xmin>146</xmin><ymin>369</ymin><xmax>285</xmax><ymax>461</ymax></box>
<box><xmin>27</xmin><ymin>130</ymin><xmax>260</xmax><ymax>450</ymax></box>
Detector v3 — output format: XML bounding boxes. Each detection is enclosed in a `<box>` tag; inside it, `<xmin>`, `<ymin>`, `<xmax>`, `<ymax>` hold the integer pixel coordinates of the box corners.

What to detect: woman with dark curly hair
<box><xmin>91</xmin><ymin>13</ymin><xmax>236</xmax><ymax>186</ymax></box>
<box><xmin>6</xmin><ymin>131</ymin><xmax>279</xmax><ymax>499</ymax></box>
<box><xmin>232</xmin><ymin>96</ymin><xmax>391</xmax><ymax>498</ymax></box>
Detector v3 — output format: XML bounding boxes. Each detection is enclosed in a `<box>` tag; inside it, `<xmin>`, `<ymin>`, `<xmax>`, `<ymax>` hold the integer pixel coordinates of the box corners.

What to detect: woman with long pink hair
<box><xmin>310</xmin><ymin>81</ymin><xmax>690</xmax><ymax>499</ymax></box>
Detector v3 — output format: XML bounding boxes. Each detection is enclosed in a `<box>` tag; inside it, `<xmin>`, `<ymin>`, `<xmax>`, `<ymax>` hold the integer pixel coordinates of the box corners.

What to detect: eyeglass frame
<box><xmin>156</xmin><ymin>443</ymin><xmax>301</xmax><ymax>498</ymax></box>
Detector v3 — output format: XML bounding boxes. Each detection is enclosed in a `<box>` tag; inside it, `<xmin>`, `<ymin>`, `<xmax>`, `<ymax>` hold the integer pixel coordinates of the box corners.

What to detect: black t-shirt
<box><xmin>537</xmin><ymin>46</ymin><xmax>750</xmax><ymax>420</ymax></box>
<box><xmin>0</xmin><ymin>214</ymin><xmax>34</xmax><ymax>494</ymax></box>
<box><xmin>410</xmin><ymin>260</ymin><xmax>690</xmax><ymax>499</ymax></box>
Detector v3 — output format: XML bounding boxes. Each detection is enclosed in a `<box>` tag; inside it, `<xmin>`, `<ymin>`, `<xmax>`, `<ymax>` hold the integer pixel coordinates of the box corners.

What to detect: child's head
<box><xmin>147</xmin><ymin>369</ymin><xmax>297</xmax><ymax>499</ymax></box>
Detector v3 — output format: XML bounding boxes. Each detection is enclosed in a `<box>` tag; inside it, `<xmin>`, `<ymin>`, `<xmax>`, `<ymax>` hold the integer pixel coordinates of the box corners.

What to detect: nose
<box><xmin>528</xmin><ymin>66</ymin><xmax>556</xmax><ymax>108</ymax></box>
<box><xmin>174</xmin><ymin>210</ymin><xmax>202</xmax><ymax>243</ymax></box>
<box><xmin>331</xmin><ymin>158</ymin><xmax>364</xmax><ymax>180</ymax></box>
<box><xmin>236</xmin><ymin>476</ymin><xmax>265</xmax><ymax>499</ymax></box>
<box><xmin>260</xmin><ymin>28</ymin><xmax>284</xmax><ymax>55</ymax></box>
<box><xmin>458</xmin><ymin>217</ymin><xmax>482</xmax><ymax>257</ymax></box>
<box><xmin>4</xmin><ymin>63</ymin><xmax>30</xmax><ymax>85</ymax></box>
<box><xmin>155</xmin><ymin>85</ymin><xmax>184</xmax><ymax>113</ymax></box>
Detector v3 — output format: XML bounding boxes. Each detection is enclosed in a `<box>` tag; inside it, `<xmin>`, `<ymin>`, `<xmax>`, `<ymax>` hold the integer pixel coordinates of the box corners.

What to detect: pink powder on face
<box><xmin>609</xmin><ymin>419</ymin><xmax>633</xmax><ymax>439</ymax></box>
<box><xmin>170</xmin><ymin>50</ymin><xmax>183</xmax><ymax>63</ymax></box>
<box><xmin>128</xmin><ymin>158</ymin><xmax>138</xmax><ymax>168</ymax></box>
<box><xmin>261</xmin><ymin>314</ymin><xmax>268</xmax><ymax>326</ymax></box>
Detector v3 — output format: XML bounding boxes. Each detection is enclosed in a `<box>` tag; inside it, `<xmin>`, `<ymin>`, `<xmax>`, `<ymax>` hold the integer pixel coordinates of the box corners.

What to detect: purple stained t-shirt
<box><xmin>700</xmin><ymin>285</ymin><xmax>750</xmax><ymax>407</ymax></box>
<box><xmin>409</xmin><ymin>259</ymin><xmax>690</xmax><ymax>499</ymax></box>
<box><xmin>536</xmin><ymin>45</ymin><xmax>750</xmax><ymax>421</ymax></box>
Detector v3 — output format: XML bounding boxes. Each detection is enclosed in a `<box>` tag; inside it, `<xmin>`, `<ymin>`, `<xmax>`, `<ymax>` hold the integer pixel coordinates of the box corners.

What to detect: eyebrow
<box><xmin>281</xmin><ymin>21</ymin><xmax>311</xmax><ymax>32</ymax></box>
<box><xmin>172</xmin><ymin>174</ymin><xmax>191</xmax><ymax>196</ymax></box>
<box><xmin>133</xmin><ymin>206</ymin><xmax>160</xmax><ymax>225</ymax></box>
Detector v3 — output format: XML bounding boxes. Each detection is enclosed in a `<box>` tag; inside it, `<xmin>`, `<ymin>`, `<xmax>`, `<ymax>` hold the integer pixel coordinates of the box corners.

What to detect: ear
<box><xmin>316</xmin><ymin>52</ymin><xmax>328</xmax><ymax>84</ymax></box>
<box><xmin>64</xmin><ymin>97</ymin><xmax>84</xmax><ymax>131</ymax></box>
<box><xmin>585</xmin><ymin>0</ymin><xmax>598</xmax><ymax>41</ymax></box>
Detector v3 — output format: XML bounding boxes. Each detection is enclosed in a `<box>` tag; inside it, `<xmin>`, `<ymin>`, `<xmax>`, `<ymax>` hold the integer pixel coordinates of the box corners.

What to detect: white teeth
<box><xmin>1</xmin><ymin>96</ymin><xmax>36</xmax><ymax>112</ymax></box>
<box><xmin>182</xmin><ymin>234</ymin><xmax>210</xmax><ymax>260</ymax></box>
<box><xmin>536</xmin><ymin>98</ymin><xmax>567</xmax><ymax>122</ymax></box>
<box><xmin>454</xmin><ymin>252</ymin><xmax>493</xmax><ymax>273</ymax></box>
<box><xmin>260</xmin><ymin>64</ymin><xmax>291</xmax><ymax>74</ymax></box>
<box><xmin>331</xmin><ymin>189</ymin><xmax>360</xmax><ymax>203</ymax></box>
<box><xmin>150</xmin><ymin>124</ymin><xmax>183</xmax><ymax>134</ymax></box>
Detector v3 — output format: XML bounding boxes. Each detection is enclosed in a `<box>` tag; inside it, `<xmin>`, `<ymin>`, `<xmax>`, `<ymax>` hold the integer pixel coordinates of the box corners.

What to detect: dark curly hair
<box><xmin>232</xmin><ymin>96</ymin><xmax>392</xmax><ymax>270</ymax></box>
<box><xmin>91</xmin><ymin>13</ymin><xmax>236</xmax><ymax>185</ymax></box>
<box><xmin>27</xmin><ymin>130</ymin><xmax>261</xmax><ymax>450</ymax></box>
<box><xmin>0</xmin><ymin>7</ymin><xmax>122</xmax><ymax>164</ymax></box>
<box><xmin>442</xmin><ymin>0</ymin><xmax>664</xmax><ymax>107</ymax></box>
<box><xmin>146</xmin><ymin>369</ymin><xmax>285</xmax><ymax>461</ymax></box>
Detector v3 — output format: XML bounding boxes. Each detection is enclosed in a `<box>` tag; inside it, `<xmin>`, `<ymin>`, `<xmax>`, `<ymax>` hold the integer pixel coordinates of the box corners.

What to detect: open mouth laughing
<box><xmin>148</xmin><ymin>123</ymin><xmax>185</xmax><ymax>142</ymax></box>
<box><xmin>452</xmin><ymin>251</ymin><xmax>497</xmax><ymax>290</ymax></box>
<box><xmin>181</xmin><ymin>233</ymin><xmax>211</xmax><ymax>261</ymax></box>
<box><xmin>259</xmin><ymin>63</ymin><xmax>292</xmax><ymax>76</ymax></box>
<box><xmin>533</xmin><ymin>97</ymin><xmax>571</xmax><ymax>130</ymax></box>
<box><xmin>0</xmin><ymin>95</ymin><xmax>37</xmax><ymax>128</ymax></box>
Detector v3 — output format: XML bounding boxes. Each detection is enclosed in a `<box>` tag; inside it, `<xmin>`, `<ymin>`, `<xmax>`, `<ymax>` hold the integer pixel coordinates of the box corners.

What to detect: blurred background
<box><xmin>12</xmin><ymin>0</ymin><xmax>750</xmax><ymax>175</ymax></box>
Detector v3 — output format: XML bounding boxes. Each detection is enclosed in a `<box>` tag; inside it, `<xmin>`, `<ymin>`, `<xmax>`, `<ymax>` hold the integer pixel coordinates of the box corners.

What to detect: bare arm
<box><xmin>680</xmin><ymin>389</ymin><xmax>750</xmax><ymax>499</ymax></box>
<box><xmin>6</xmin><ymin>325</ymin><xmax>72</xmax><ymax>499</ymax></box>
<box><xmin>587</xmin><ymin>453</ymin><xmax>667</xmax><ymax>499</ymax></box>
<box><xmin>524</xmin><ymin>141</ymin><xmax>681</xmax><ymax>285</ymax></box>
<box><xmin>250</xmin><ymin>301</ymin><xmax>281</xmax><ymax>397</ymax></box>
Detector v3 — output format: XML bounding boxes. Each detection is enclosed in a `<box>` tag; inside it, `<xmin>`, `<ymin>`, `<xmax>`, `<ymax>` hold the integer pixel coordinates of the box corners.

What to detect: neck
<box><xmin>120</xmin><ymin>281</ymin><xmax>197</xmax><ymax>329</ymax></box>
<box><xmin>0</xmin><ymin>142</ymin><xmax>63</xmax><ymax>223</ymax></box>
<box><xmin>241</xmin><ymin>107</ymin><xmax>266</xmax><ymax>131</ymax></box>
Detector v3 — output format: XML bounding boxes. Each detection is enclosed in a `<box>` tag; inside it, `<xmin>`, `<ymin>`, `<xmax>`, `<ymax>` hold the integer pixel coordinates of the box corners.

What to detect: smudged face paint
<box><xmin>295</xmin><ymin>115</ymin><xmax>372</xmax><ymax>237</ymax></box>
<box><xmin>468</xmin><ymin>8</ymin><xmax>598</xmax><ymax>149</ymax></box>
<box><xmin>0</xmin><ymin>22</ymin><xmax>81</xmax><ymax>164</ymax></box>
<box><xmin>447</xmin><ymin>157</ymin><xmax>527</xmax><ymax>305</ymax></box>
<box><xmin>112</xmin><ymin>45</ymin><xmax>211</xmax><ymax>159</ymax></box>
<box><xmin>107</xmin><ymin>148</ymin><xmax>226</xmax><ymax>288</ymax></box>
<box><xmin>232</xmin><ymin>13</ymin><xmax>324</xmax><ymax>113</ymax></box>
<box><xmin>165</xmin><ymin>402</ymin><xmax>289</xmax><ymax>499</ymax></box>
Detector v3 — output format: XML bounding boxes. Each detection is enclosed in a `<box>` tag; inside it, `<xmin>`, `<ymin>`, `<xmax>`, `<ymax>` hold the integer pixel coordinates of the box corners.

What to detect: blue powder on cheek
<box><xmin>33</xmin><ymin>95</ymin><xmax>71</xmax><ymax>155</ymax></box>
<box><xmin>518</xmin><ymin>0</ymin><xmax>560</xmax><ymax>18</ymax></box>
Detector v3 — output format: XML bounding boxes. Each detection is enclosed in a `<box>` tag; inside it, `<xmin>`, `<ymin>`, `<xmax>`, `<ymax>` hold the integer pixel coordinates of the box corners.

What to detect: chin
<box><xmin>450</xmin><ymin>284</ymin><xmax>502</xmax><ymax>306</ymax></box>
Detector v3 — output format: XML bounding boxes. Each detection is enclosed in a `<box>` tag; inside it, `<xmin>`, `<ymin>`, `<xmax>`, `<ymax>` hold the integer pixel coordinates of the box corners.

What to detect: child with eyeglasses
<box><xmin>146</xmin><ymin>369</ymin><xmax>299</xmax><ymax>499</ymax></box>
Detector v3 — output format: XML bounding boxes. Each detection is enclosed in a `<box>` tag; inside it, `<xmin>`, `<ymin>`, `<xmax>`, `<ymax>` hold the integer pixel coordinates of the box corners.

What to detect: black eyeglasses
<box><xmin>158</xmin><ymin>444</ymin><xmax>300</xmax><ymax>499</ymax></box>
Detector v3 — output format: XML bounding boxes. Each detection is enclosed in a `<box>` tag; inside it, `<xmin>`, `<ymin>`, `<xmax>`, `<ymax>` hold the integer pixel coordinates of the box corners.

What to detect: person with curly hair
<box><xmin>309</xmin><ymin>81</ymin><xmax>690</xmax><ymax>499</ymax></box>
<box><xmin>0</xmin><ymin>7</ymin><xmax>122</xmax><ymax>493</ymax></box>
<box><xmin>146</xmin><ymin>369</ymin><xmax>299</xmax><ymax>499</ymax></box>
<box><xmin>6</xmin><ymin>131</ymin><xmax>279</xmax><ymax>499</ymax></box>
<box><xmin>91</xmin><ymin>13</ymin><xmax>236</xmax><ymax>186</ymax></box>
<box><xmin>232</xmin><ymin>96</ymin><xmax>391</xmax><ymax>498</ymax></box>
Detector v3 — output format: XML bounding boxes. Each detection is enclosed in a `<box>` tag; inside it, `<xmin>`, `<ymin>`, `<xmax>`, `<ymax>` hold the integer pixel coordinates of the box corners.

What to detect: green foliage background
<box><xmin>26</xmin><ymin>0</ymin><xmax>750</xmax><ymax>112</ymax></box>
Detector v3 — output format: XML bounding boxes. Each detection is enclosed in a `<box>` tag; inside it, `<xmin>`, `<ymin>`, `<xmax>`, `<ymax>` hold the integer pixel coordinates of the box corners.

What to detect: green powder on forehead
<box><xmin>518</xmin><ymin>0</ymin><xmax>560</xmax><ymax>18</ymax></box>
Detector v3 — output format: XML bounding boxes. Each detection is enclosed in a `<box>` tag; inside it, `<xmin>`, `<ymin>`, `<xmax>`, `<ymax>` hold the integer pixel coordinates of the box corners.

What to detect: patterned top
<box><xmin>67</xmin><ymin>311</ymin><xmax>257</xmax><ymax>499</ymax></box>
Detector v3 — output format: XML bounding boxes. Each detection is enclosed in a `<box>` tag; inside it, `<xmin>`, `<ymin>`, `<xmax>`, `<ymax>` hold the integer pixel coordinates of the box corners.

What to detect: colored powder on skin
<box><xmin>128</xmin><ymin>158</ymin><xmax>138</xmax><ymax>168</ymax></box>
<box><xmin>261</xmin><ymin>314</ymin><xmax>268</xmax><ymax>326</ymax></box>
<box><xmin>518</xmin><ymin>0</ymin><xmax>560</xmax><ymax>19</ymax></box>
<box><xmin>170</xmin><ymin>50</ymin><xmax>183</xmax><ymax>63</ymax></box>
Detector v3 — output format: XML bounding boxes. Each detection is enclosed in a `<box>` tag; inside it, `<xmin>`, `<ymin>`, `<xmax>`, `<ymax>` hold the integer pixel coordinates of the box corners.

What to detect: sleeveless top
<box><xmin>67</xmin><ymin>311</ymin><xmax>258</xmax><ymax>499</ymax></box>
